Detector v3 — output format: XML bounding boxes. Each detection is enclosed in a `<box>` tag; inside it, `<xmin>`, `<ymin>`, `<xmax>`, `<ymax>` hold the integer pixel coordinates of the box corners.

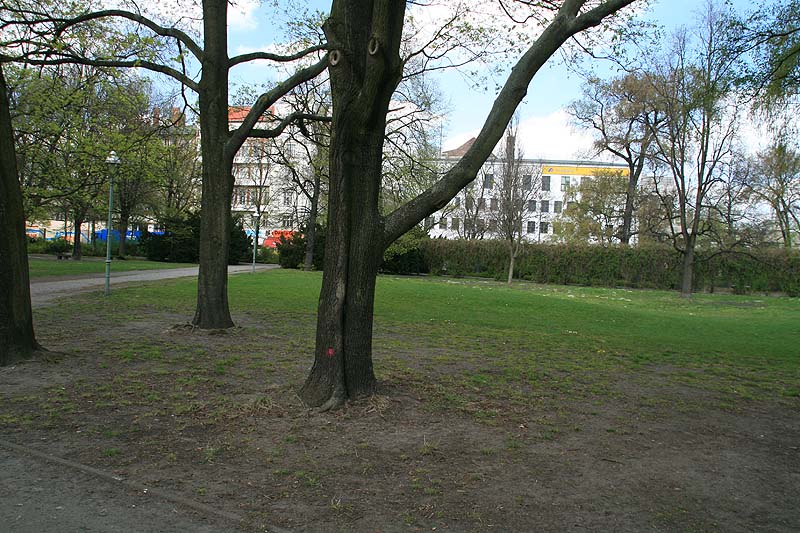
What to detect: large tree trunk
<box><xmin>192</xmin><ymin>0</ymin><xmax>235</xmax><ymax>329</ymax></box>
<box><xmin>299</xmin><ymin>0</ymin><xmax>405</xmax><ymax>408</ymax></box>
<box><xmin>0</xmin><ymin>66</ymin><xmax>40</xmax><ymax>365</ymax></box>
<box><xmin>680</xmin><ymin>235</ymin><xmax>695</xmax><ymax>298</ymax></box>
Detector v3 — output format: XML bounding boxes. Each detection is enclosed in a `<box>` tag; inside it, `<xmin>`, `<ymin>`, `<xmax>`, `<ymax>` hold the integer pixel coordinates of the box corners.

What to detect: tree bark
<box><xmin>192</xmin><ymin>0</ymin><xmax>235</xmax><ymax>329</ymax></box>
<box><xmin>72</xmin><ymin>212</ymin><xmax>84</xmax><ymax>259</ymax></box>
<box><xmin>118</xmin><ymin>214</ymin><xmax>129</xmax><ymax>257</ymax></box>
<box><xmin>303</xmin><ymin>175</ymin><xmax>321</xmax><ymax>271</ymax></box>
<box><xmin>507</xmin><ymin>240</ymin><xmax>516</xmax><ymax>286</ymax></box>
<box><xmin>299</xmin><ymin>0</ymin><xmax>406</xmax><ymax>408</ymax></box>
<box><xmin>680</xmin><ymin>235</ymin><xmax>695</xmax><ymax>298</ymax></box>
<box><xmin>0</xmin><ymin>65</ymin><xmax>40</xmax><ymax>365</ymax></box>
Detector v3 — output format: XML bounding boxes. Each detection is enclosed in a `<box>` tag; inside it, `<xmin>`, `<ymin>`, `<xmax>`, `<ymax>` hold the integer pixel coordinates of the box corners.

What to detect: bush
<box><xmin>421</xmin><ymin>239</ymin><xmax>800</xmax><ymax>295</ymax></box>
<box><xmin>381</xmin><ymin>226</ymin><xmax>430</xmax><ymax>274</ymax></box>
<box><xmin>275</xmin><ymin>224</ymin><xmax>326</xmax><ymax>270</ymax></box>
<box><xmin>141</xmin><ymin>212</ymin><xmax>251</xmax><ymax>264</ymax></box>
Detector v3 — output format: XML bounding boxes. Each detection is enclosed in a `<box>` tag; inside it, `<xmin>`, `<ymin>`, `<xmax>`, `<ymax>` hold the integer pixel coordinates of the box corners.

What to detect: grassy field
<box><xmin>3</xmin><ymin>270</ymin><xmax>799</xmax><ymax>531</ymax></box>
<box><xmin>27</xmin><ymin>255</ymin><xmax>195</xmax><ymax>278</ymax></box>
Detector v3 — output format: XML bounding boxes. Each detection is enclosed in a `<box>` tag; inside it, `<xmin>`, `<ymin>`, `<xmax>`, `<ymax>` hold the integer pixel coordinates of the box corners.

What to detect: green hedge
<box><xmin>421</xmin><ymin>239</ymin><xmax>800</xmax><ymax>295</ymax></box>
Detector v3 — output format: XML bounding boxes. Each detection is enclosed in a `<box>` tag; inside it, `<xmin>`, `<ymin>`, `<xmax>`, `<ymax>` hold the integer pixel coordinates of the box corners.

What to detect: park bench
<box><xmin>56</xmin><ymin>251</ymin><xmax>72</xmax><ymax>260</ymax></box>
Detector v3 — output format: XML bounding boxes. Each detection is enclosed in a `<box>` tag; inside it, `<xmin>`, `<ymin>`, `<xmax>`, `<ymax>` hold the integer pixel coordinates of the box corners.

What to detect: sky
<box><xmin>222</xmin><ymin>0</ymin><xmax>761</xmax><ymax>161</ymax></box>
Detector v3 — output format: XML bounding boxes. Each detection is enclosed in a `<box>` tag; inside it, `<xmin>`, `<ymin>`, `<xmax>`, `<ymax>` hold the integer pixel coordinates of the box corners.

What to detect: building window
<box><xmin>527</xmin><ymin>200</ymin><xmax>536</xmax><ymax>211</ymax></box>
<box><xmin>523</xmin><ymin>174</ymin><xmax>532</xmax><ymax>190</ymax></box>
<box><xmin>561</xmin><ymin>176</ymin><xmax>570</xmax><ymax>192</ymax></box>
<box><xmin>438</xmin><ymin>218</ymin><xmax>447</xmax><ymax>230</ymax></box>
<box><xmin>542</xmin><ymin>175</ymin><xmax>551</xmax><ymax>191</ymax></box>
<box><xmin>490</xmin><ymin>198</ymin><xmax>499</xmax><ymax>211</ymax></box>
<box><xmin>483</xmin><ymin>174</ymin><xmax>494</xmax><ymax>189</ymax></box>
<box><xmin>425</xmin><ymin>216</ymin><xmax>434</xmax><ymax>228</ymax></box>
<box><xmin>453</xmin><ymin>196</ymin><xmax>461</xmax><ymax>207</ymax></box>
<box><xmin>281</xmin><ymin>215</ymin><xmax>293</xmax><ymax>228</ymax></box>
<box><xmin>451</xmin><ymin>217</ymin><xmax>460</xmax><ymax>231</ymax></box>
<box><xmin>283</xmin><ymin>192</ymin><xmax>292</xmax><ymax>207</ymax></box>
<box><xmin>554</xmin><ymin>201</ymin><xmax>563</xmax><ymax>214</ymax></box>
<box><xmin>540</xmin><ymin>222</ymin><xmax>549</xmax><ymax>234</ymax></box>
<box><xmin>527</xmin><ymin>220</ymin><xmax>535</xmax><ymax>234</ymax></box>
<box><xmin>478</xmin><ymin>197</ymin><xmax>486</xmax><ymax>210</ymax></box>
<box><xmin>540</xmin><ymin>200</ymin><xmax>549</xmax><ymax>213</ymax></box>
<box><xmin>488</xmin><ymin>219</ymin><xmax>497</xmax><ymax>231</ymax></box>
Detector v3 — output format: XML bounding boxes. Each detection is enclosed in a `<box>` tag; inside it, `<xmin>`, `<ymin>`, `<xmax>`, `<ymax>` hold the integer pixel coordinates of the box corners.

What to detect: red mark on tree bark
<box><xmin>327</xmin><ymin>347</ymin><xmax>335</xmax><ymax>358</ymax></box>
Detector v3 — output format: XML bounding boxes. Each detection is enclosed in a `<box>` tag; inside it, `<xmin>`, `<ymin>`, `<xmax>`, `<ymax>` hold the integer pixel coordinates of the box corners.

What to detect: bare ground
<box><xmin>1</xmin><ymin>300</ymin><xmax>798</xmax><ymax>532</ymax></box>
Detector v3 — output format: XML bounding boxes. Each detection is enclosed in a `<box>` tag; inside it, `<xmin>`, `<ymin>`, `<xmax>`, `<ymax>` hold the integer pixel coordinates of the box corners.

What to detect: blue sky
<box><xmin>224</xmin><ymin>0</ymin><xmax>760</xmax><ymax>159</ymax></box>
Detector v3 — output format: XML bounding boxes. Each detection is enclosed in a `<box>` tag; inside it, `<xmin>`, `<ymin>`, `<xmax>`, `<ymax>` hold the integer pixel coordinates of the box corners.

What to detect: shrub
<box><xmin>141</xmin><ymin>212</ymin><xmax>250</xmax><ymax>264</ymax></box>
<box><xmin>275</xmin><ymin>224</ymin><xmax>326</xmax><ymax>270</ymax></box>
<box><xmin>381</xmin><ymin>226</ymin><xmax>429</xmax><ymax>275</ymax></box>
<box><xmin>421</xmin><ymin>239</ymin><xmax>800</xmax><ymax>294</ymax></box>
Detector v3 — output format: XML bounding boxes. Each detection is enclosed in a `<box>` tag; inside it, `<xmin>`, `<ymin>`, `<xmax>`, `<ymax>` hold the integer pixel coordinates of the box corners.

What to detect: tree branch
<box><xmin>382</xmin><ymin>0</ymin><xmax>637</xmax><ymax>246</ymax></box>
<box><xmin>53</xmin><ymin>9</ymin><xmax>203</xmax><ymax>61</ymax></box>
<box><xmin>229</xmin><ymin>44</ymin><xmax>327</xmax><ymax>67</ymax></box>
<box><xmin>226</xmin><ymin>56</ymin><xmax>329</xmax><ymax>158</ymax></box>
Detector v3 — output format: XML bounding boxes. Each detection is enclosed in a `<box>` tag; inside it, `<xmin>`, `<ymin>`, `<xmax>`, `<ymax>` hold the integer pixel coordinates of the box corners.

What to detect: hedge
<box><xmin>421</xmin><ymin>239</ymin><xmax>800</xmax><ymax>295</ymax></box>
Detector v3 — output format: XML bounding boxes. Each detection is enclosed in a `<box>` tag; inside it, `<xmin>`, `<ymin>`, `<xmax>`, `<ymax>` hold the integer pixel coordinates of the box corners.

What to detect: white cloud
<box><xmin>443</xmin><ymin>109</ymin><xmax>598</xmax><ymax>162</ymax></box>
<box><xmin>228</xmin><ymin>0</ymin><xmax>260</xmax><ymax>31</ymax></box>
<box><xmin>517</xmin><ymin>109</ymin><xmax>597</xmax><ymax>161</ymax></box>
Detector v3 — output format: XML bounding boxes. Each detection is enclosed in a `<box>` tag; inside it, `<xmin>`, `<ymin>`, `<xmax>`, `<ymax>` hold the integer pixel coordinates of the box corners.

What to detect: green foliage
<box><xmin>141</xmin><ymin>212</ymin><xmax>249</xmax><ymax>264</ymax></box>
<box><xmin>381</xmin><ymin>226</ymin><xmax>429</xmax><ymax>275</ymax></box>
<box><xmin>229</xmin><ymin>215</ymin><xmax>252</xmax><ymax>264</ymax></box>
<box><xmin>422</xmin><ymin>239</ymin><xmax>800</xmax><ymax>295</ymax></box>
<box><xmin>275</xmin><ymin>225</ymin><xmax>326</xmax><ymax>269</ymax></box>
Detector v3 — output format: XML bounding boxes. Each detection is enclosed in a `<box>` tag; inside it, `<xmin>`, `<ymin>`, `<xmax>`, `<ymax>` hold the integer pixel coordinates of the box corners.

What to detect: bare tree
<box><xmin>645</xmin><ymin>2</ymin><xmax>741</xmax><ymax>297</ymax></box>
<box><xmin>488</xmin><ymin>125</ymin><xmax>540</xmax><ymax>284</ymax></box>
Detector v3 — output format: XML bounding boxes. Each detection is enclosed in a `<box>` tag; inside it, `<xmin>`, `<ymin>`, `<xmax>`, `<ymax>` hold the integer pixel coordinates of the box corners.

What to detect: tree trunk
<box><xmin>680</xmin><ymin>236</ymin><xmax>695</xmax><ymax>298</ymax></box>
<box><xmin>72</xmin><ymin>212</ymin><xmax>84</xmax><ymax>260</ymax></box>
<box><xmin>619</xmin><ymin>173</ymin><xmax>638</xmax><ymax>245</ymax></box>
<box><xmin>299</xmin><ymin>0</ymin><xmax>406</xmax><ymax>407</ymax></box>
<box><xmin>192</xmin><ymin>0</ymin><xmax>235</xmax><ymax>329</ymax></box>
<box><xmin>0</xmin><ymin>66</ymin><xmax>40</xmax><ymax>365</ymax></box>
<box><xmin>507</xmin><ymin>239</ymin><xmax>516</xmax><ymax>286</ymax></box>
<box><xmin>303</xmin><ymin>179</ymin><xmax>321</xmax><ymax>271</ymax></box>
<box><xmin>118</xmin><ymin>214</ymin><xmax>129</xmax><ymax>257</ymax></box>
<box><xmin>299</xmin><ymin>125</ymin><xmax>385</xmax><ymax>409</ymax></box>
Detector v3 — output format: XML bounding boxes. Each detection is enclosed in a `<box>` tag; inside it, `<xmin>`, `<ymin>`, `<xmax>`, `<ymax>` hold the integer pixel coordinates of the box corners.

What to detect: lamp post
<box><xmin>104</xmin><ymin>151</ymin><xmax>120</xmax><ymax>296</ymax></box>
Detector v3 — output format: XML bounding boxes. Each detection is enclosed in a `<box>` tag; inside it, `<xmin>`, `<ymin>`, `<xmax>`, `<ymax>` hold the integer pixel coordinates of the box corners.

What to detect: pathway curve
<box><xmin>30</xmin><ymin>263</ymin><xmax>278</xmax><ymax>307</ymax></box>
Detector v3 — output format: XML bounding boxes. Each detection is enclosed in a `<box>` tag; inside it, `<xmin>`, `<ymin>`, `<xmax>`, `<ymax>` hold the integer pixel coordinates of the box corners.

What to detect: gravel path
<box><xmin>30</xmin><ymin>264</ymin><xmax>278</xmax><ymax>307</ymax></box>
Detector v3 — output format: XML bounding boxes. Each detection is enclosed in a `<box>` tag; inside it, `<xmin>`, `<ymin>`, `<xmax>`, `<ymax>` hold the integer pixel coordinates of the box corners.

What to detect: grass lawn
<box><xmin>2</xmin><ymin>270</ymin><xmax>799</xmax><ymax>531</ymax></box>
<box><xmin>27</xmin><ymin>255</ymin><xmax>196</xmax><ymax>278</ymax></box>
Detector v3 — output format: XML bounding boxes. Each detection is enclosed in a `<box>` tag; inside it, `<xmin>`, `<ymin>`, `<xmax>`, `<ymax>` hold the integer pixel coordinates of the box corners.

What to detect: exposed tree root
<box><xmin>317</xmin><ymin>389</ymin><xmax>347</xmax><ymax>413</ymax></box>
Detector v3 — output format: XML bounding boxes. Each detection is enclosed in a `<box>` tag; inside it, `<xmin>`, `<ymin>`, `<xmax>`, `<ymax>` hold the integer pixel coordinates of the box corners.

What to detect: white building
<box><xmin>228</xmin><ymin>106</ymin><xmax>312</xmax><ymax>246</ymax></box>
<box><xmin>426</xmin><ymin>138</ymin><xmax>628</xmax><ymax>242</ymax></box>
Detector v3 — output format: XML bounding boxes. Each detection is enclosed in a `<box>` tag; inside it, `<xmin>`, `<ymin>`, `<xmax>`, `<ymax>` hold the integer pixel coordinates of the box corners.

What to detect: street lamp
<box><xmin>104</xmin><ymin>151</ymin><xmax>120</xmax><ymax>296</ymax></box>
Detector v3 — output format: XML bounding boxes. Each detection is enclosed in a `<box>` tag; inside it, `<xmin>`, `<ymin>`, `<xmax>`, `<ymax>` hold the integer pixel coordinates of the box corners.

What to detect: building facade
<box><xmin>426</xmin><ymin>138</ymin><xmax>628</xmax><ymax>242</ymax></box>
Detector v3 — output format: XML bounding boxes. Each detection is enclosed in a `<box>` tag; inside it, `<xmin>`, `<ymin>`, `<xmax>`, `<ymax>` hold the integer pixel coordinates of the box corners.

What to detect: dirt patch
<box><xmin>1</xmin><ymin>306</ymin><xmax>798</xmax><ymax>532</ymax></box>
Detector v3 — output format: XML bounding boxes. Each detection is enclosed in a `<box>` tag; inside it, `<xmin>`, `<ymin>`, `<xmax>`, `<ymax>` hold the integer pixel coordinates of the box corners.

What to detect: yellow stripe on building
<box><xmin>540</xmin><ymin>165</ymin><xmax>629</xmax><ymax>177</ymax></box>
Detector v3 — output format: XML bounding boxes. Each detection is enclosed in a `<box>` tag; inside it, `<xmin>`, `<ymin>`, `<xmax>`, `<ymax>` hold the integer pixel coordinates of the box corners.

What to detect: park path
<box><xmin>29</xmin><ymin>263</ymin><xmax>278</xmax><ymax>307</ymax></box>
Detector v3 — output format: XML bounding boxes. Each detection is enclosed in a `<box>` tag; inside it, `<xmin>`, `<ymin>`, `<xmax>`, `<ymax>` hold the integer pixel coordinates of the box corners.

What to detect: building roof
<box><xmin>228</xmin><ymin>106</ymin><xmax>276</xmax><ymax>123</ymax></box>
<box><xmin>442</xmin><ymin>137</ymin><xmax>477</xmax><ymax>157</ymax></box>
